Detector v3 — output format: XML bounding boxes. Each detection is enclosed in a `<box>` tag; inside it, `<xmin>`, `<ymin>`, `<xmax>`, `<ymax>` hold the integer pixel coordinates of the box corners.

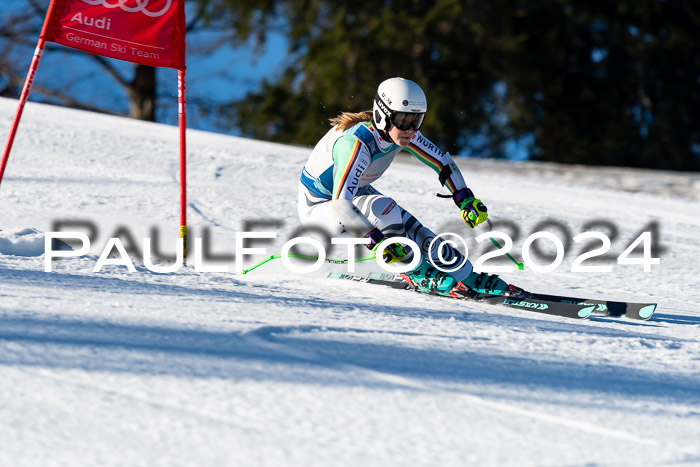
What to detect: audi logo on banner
<box><xmin>81</xmin><ymin>0</ymin><xmax>173</xmax><ymax>18</ymax></box>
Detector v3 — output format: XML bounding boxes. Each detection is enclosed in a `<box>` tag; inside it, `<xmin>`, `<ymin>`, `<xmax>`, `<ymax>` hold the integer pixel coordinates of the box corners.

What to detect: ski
<box><xmin>327</xmin><ymin>272</ymin><xmax>594</xmax><ymax>320</ymax></box>
<box><xmin>328</xmin><ymin>271</ymin><xmax>657</xmax><ymax>321</ymax></box>
<box><xmin>517</xmin><ymin>292</ymin><xmax>656</xmax><ymax>320</ymax></box>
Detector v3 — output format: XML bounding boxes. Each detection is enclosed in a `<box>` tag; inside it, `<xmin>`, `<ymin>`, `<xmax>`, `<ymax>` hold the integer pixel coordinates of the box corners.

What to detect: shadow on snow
<box><xmin>1</xmin><ymin>265</ymin><xmax>698</xmax><ymax>406</ymax></box>
<box><xmin>0</xmin><ymin>314</ymin><xmax>698</xmax><ymax>407</ymax></box>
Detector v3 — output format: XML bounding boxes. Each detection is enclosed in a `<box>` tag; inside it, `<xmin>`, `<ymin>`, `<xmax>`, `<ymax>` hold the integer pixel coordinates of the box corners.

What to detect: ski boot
<box><xmin>463</xmin><ymin>271</ymin><xmax>528</xmax><ymax>297</ymax></box>
<box><xmin>400</xmin><ymin>259</ymin><xmax>463</xmax><ymax>297</ymax></box>
<box><xmin>401</xmin><ymin>260</ymin><xmax>526</xmax><ymax>298</ymax></box>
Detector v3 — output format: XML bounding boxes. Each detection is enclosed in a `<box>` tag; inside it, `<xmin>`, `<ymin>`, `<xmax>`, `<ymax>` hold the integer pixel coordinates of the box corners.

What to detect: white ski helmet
<box><xmin>373</xmin><ymin>77</ymin><xmax>427</xmax><ymax>131</ymax></box>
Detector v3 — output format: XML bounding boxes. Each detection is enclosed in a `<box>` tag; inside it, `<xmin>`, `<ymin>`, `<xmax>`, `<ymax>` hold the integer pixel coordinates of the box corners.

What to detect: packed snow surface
<box><xmin>1</xmin><ymin>97</ymin><xmax>699</xmax><ymax>466</ymax></box>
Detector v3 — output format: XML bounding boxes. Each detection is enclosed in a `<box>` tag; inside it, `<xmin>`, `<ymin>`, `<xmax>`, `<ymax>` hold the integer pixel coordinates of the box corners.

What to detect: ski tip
<box><xmin>578</xmin><ymin>305</ymin><xmax>596</xmax><ymax>319</ymax></box>
<box><xmin>636</xmin><ymin>304</ymin><xmax>657</xmax><ymax>320</ymax></box>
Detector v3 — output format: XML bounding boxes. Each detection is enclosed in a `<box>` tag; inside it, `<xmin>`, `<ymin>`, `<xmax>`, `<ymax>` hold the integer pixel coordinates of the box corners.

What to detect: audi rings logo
<box><xmin>81</xmin><ymin>0</ymin><xmax>173</xmax><ymax>18</ymax></box>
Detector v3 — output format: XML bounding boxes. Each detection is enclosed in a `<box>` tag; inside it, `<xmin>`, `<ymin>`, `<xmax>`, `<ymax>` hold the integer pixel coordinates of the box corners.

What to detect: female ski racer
<box><xmin>298</xmin><ymin>77</ymin><xmax>519</xmax><ymax>297</ymax></box>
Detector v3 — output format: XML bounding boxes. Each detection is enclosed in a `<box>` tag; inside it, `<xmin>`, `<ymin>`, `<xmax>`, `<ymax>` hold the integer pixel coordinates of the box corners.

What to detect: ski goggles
<box><xmin>390</xmin><ymin>111</ymin><xmax>425</xmax><ymax>131</ymax></box>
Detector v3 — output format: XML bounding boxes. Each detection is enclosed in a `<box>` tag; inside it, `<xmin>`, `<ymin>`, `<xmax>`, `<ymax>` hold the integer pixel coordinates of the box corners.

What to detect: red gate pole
<box><xmin>0</xmin><ymin>0</ymin><xmax>57</xmax><ymax>189</ymax></box>
<box><xmin>178</xmin><ymin>69</ymin><xmax>187</xmax><ymax>258</ymax></box>
<box><xmin>0</xmin><ymin>38</ymin><xmax>47</xmax><ymax>187</ymax></box>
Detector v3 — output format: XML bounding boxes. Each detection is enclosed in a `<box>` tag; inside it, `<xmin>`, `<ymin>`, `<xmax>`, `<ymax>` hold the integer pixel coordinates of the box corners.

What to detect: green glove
<box><xmin>363</xmin><ymin>227</ymin><xmax>407</xmax><ymax>264</ymax></box>
<box><xmin>460</xmin><ymin>197</ymin><xmax>488</xmax><ymax>228</ymax></box>
<box><xmin>377</xmin><ymin>241</ymin><xmax>407</xmax><ymax>264</ymax></box>
<box><xmin>453</xmin><ymin>187</ymin><xmax>488</xmax><ymax>228</ymax></box>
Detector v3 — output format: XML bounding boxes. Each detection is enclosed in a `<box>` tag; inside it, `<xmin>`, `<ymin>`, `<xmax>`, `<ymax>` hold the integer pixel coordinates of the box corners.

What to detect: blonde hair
<box><xmin>329</xmin><ymin>110</ymin><xmax>374</xmax><ymax>131</ymax></box>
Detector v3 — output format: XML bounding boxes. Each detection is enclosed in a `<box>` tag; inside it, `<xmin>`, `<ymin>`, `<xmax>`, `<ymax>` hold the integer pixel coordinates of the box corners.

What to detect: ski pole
<box><xmin>436</xmin><ymin>193</ymin><xmax>524</xmax><ymax>271</ymax></box>
<box><xmin>241</xmin><ymin>252</ymin><xmax>376</xmax><ymax>275</ymax></box>
<box><xmin>485</xmin><ymin>219</ymin><xmax>525</xmax><ymax>270</ymax></box>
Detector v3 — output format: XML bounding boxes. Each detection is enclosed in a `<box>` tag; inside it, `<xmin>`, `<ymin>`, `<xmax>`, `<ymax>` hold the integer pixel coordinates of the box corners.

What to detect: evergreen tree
<box><xmin>215</xmin><ymin>0</ymin><xmax>700</xmax><ymax>170</ymax></box>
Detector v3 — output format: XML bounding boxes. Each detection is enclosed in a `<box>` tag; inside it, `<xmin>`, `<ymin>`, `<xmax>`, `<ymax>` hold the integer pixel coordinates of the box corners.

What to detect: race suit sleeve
<box><xmin>404</xmin><ymin>131</ymin><xmax>468</xmax><ymax>195</ymax></box>
<box><xmin>330</xmin><ymin>135</ymin><xmax>375</xmax><ymax>235</ymax></box>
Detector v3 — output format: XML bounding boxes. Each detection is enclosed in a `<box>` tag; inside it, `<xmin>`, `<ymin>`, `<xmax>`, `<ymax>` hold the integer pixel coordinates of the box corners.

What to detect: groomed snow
<box><xmin>1</xmin><ymin>97</ymin><xmax>699</xmax><ymax>466</ymax></box>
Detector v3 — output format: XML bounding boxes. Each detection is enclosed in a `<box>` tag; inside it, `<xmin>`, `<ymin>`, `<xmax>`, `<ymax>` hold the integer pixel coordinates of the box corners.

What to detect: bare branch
<box><xmin>1</xmin><ymin>59</ymin><xmax>122</xmax><ymax>116</ymax></box>
<box><xmin>89</xmin><ymin>55</ymin><xmax>130</xmax><ymax>87</ymax></box>
<box><xmin>30</xmin><ymin>81</ymin><xmax>123</xmax><ymax>116</ymax></box>
<box><xmin>27</xmin><ymin>0</ymin><xmax>47</xmax><ymax>17</ymax></box>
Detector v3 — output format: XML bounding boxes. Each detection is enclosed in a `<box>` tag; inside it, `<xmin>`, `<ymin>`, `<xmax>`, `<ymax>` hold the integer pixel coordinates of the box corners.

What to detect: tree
<box><xmin>228</xmin><ymin>0</ymin><xmax>511</xmax><ymax>156</ymax></box>
<box><xmin>215</xmin><ymin>0</ymin><xmax>700</xmax><ymax>170</ymax></box>
<box><xmin>500</xmin><ymin>0</ymin><xmax>700</xmax><ymax>170</ymax></box>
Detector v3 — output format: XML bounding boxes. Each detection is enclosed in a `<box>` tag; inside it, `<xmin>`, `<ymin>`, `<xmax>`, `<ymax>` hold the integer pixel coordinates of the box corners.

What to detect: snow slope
<box><xmin>1</xmin><ymin>97</ymin><xmax>700</xmax><ymax>466</ymax></box>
